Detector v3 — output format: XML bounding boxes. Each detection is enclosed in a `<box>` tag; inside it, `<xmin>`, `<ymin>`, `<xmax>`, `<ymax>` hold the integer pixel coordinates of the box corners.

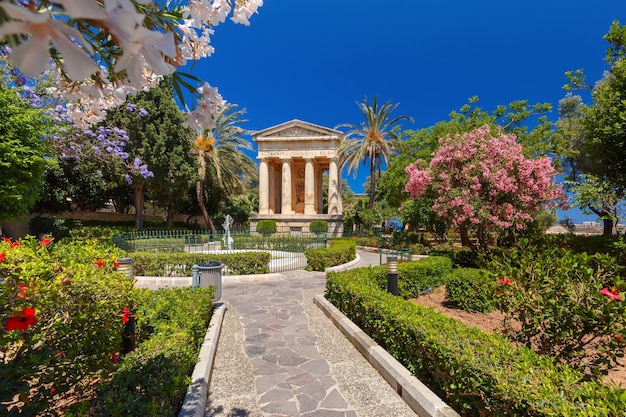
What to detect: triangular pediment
<box><xmin>253</xmin><ymin>119</ymin><xmax>342</xmax><ymax>141</ymax></box>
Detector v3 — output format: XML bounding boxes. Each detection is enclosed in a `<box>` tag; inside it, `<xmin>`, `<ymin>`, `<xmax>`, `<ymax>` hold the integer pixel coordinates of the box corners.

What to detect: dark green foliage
<box><xmin>88</xmin><ymin>287</ymin><xmax>213</xmax><ymax>416</ymax></box>
<box><xmin>445</xmin><ymin>268</ymin><xmax>496</xmax><ymax>313</ymax></box>
<box><xmin>34</xmin><ymin>157</ymin><xmax>108</xmax><ymax>213</ymax></box>
<box><xmin>256</xmin><ymin>219</ymin><xmax>277</xmax><ymax>236</ymax></box>
<box><xmin>325</xmin><ymin>266</ymin><xmax>626</xmax><ymax>416</ymax></box>
<box><xmin>305</xmin><ymin>239</ymin><xmax>356</xmax><ymax>271</ymax></box>
<box><xmin>309</xmin><ymin>220</ymin><xmax>329</xmax><ymax>234</ymax></box>
<box><xmin>0</xmin><ymin>85</ymin><xmax>49</xmax><ymax>222</ymax></box>
<box><xmin>430</xmin><ymin>248</ymin><xmax>478</xmax><ymax>268</ymax></box>
<box><xmin>393</xmin><ymin>256</ymin><xmax>452</xmax><ymax>299</ymax></box>
<box><xmin>131</xmin><ymin>251</ymin><xmax>271</xmax><ymax>276</ymax></box>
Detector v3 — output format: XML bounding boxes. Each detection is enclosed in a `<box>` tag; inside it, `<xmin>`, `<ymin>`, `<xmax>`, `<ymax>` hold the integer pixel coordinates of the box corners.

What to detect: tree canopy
<box><xmin>102</xmin><ymin>81</ymin><xmax>197</xmax><ymax>229</ymax></box>
<box><xmin>0</xmin><ymin>84</ymin><xmax>49</xmax><ymax>223</ymax></box>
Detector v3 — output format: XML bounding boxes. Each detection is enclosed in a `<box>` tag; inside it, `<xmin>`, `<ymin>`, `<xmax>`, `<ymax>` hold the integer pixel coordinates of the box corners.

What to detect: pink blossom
<box><xmin>600</xmin><ymin>288</ymin><xmax>622</xmax><ymax>301</ymax></box>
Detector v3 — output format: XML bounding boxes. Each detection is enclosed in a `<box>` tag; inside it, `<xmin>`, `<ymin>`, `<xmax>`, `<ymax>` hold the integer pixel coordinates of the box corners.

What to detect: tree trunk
<box><xmin>133</xmin><ymin>183</ymin><xmax>144</xmax><ymax>230</ymax></box>
<box><xmin>589</xmin><ymin>206</ymin><xmax>615</xmax><ymax>237</ymax></box>
<box><xmin>603</xmin><ymin>218</ymin><xmax>614</xmax><ymax>236</ymax></box>
<box><xmin>196</xmin><ymin>180</ymin><xmax>216</xmax><ymax>233</ymax></box>
<box><xmin>368</xmin><ymin>161</ymin><xmax>376</xmax><ymax>209</ymax></box>
<box><xmin>458</xmin><ymin>223</ymin><xmax>475</xmax><ymax>250</ymax></box>
<box><xmin>165</xmin><ymin>202</ymin><xmax>173</xmax><ymax>230</ymax></box>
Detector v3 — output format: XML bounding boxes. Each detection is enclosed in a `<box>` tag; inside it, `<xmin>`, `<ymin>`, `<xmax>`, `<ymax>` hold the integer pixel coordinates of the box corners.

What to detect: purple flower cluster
<box><xmin>132</xmin><ymin>157</ymin><xmax>154</xmax><ymax>179</ymax></box>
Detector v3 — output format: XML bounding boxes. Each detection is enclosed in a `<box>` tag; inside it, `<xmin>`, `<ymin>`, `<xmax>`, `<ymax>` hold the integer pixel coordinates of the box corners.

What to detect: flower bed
<box><xmin>0</xmin><ymin>237</ymin><xmax>214</xmax><ymax>416</ymax></box>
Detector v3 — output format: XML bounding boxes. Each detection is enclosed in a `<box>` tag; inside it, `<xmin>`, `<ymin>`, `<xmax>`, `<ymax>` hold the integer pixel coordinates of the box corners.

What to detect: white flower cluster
<box><xmin>0</xmin><ymin>0</ymin><xmax>262</xmax><ymax>130</ymax></box>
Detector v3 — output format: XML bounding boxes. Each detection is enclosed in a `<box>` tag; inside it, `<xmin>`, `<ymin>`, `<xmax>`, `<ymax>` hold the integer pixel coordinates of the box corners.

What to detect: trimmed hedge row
<box><xmin>445</xmin><ymin>268</ymin><xmax>497</xmax><ymax>313</ymax></box>
<box><xmin>393</xmin><ymin>256</ymin><xmax>452</xmax><ymax>299</ymax></box>
<box><xmin>325</xmin><ymin>263</ymin><xmax>626</xmax><ymax>417</ymax></box>
<box><xmin>304</xmin><ymin>238</ymin><xmax>356</xmax><ymax>271</ymax></box>
<box><xmin>131</xmin><ymin>251</ymin><xmax>271</xmax><ymax>276</ymax></box>
<box><xmin>89</xmin><ymin>287</ymin><xmax>214</xmax><ymax>416</ymax></box>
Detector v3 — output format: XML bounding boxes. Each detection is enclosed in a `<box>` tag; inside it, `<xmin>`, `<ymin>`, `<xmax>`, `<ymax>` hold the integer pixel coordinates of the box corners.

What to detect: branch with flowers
<box><xmin>0</xmin><ymin>0</ymin><xmax>262</xmax><ymax>131</ymax></box>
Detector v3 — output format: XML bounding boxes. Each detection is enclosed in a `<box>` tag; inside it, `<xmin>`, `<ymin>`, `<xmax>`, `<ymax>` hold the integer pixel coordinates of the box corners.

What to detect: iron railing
<box><xmin>113</xmin><ymin>229</ymin><xmax>329</xmax><ymax>272</ymax></box>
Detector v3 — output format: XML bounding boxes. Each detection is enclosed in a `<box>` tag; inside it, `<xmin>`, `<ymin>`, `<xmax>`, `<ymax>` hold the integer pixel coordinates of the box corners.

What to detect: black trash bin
<box><xmin>193</xmin><ymin>261</ymin><xmax>224</xmax><ymax>300</ymax></box>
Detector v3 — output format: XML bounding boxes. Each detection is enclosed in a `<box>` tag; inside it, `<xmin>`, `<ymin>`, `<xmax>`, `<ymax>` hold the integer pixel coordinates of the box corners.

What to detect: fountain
<box><xmin>222</xmin><ymin>214</ymin><xmax>234</xmax><ymax>251</ymax></box>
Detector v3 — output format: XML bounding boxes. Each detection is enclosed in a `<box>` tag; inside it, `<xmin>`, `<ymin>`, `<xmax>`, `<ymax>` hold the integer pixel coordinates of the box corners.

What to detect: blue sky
<box><xmin>188</xmin><ymin>0</ymin><xmax>625</xmax><ymax>223</ymax></box>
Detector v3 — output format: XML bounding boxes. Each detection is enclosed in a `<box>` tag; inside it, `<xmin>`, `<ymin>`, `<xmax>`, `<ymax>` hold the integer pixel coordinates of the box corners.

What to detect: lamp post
<box><xmin>116</xmin><ymin>257</ymin><xmax>134</xmax><ymax>280</ymax></box>
<box><xmin>387</xmin><ymin>255</ymin><xmax>398</xmax><ymax>296</ymax></box>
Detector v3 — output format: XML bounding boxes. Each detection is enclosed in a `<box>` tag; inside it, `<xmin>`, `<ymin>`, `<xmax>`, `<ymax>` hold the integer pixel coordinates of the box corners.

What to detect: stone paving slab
<box><xmin>206</xmin><ymin>252</ymin><xmax>419</xmax><ymax>417</ymax></box>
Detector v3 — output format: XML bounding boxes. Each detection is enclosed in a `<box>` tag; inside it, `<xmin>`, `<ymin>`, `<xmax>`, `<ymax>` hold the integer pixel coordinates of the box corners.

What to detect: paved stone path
<box><xmin>205</xmin><ymin>251</ymin><xmax>418</xmax><ymax>417</ymax></box>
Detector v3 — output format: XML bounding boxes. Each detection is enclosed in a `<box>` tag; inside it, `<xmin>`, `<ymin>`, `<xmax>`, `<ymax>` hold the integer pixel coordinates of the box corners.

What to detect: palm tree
<box><xmin>336</xmin><ymin>96</ymin><xmax>413</xmax><ymax>209</ymax></box>
<box><xmin>193</xmin><ymin>104</ymin><xmax>257</xmax><ymax>233</ymax></box>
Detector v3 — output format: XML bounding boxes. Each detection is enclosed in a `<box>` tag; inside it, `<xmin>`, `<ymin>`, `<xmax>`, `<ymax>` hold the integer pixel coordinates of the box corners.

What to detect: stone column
<box><xmin>304</xmin><ymin>158</ymin><xmax>315</xmax><ymax>214</ymax></box>
<box><xmin>281</xmin><ymin>158</ymin><xmax>292</xmax><ymax>214</ymax></box>
<box><xmin>316</xmin><ymin>166</ymin><xmax>323</xmax><ymax>214</ymax></box>
<box><xmin>258</xmin><ymin>158</ymin><xmax>269</xmax><ymax>214</ymax></box>
<box><xmin>328</xmin><ymin>158</ymin><xmax>340</xmax><ymax>215</ymax></box>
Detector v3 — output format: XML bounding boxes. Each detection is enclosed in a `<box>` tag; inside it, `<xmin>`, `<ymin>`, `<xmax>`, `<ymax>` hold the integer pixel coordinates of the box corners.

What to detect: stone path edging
<box><xmin>178</xmin><ymin>302</ymin><xmax>226</xmax><ymax>417</ymax></box>
<box><xmin>313</xmin><ymin>295</ymin><xmax>461</xmax><ymax>417</ymax></box>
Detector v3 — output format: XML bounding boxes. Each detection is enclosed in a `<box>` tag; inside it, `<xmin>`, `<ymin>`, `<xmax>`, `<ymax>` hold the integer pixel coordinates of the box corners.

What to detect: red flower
<box><xmin>50</xmin><ymin>385</ymin><xmax>56</xmax><ymax>394</ymax></box>
<box><xmin>39</xmin><ymin>237</ymin><xmax>53</xmax><ymax>246</ymax></box>
<box><xmin>17</xmin><ymin>284</ymin><xmax>29</xmax><ymax>299</ymax></box>
<box><xmin>94</xmin><ymin>260</ymin><xmax>105</xmax><ymax>268</ymax></box>
<box><xmin>2</xmin><ymin>237</ymin><xmax>10</xmax><ymax>242</ymax></box>
<box><xmin>110</xmin><ymin>352</ymin><xmax>119</xmax><ymax>363</ymax></box>
<box><xmin>10</xmin><ymin>241</ymin><xmax>23</xmax><ymax>248</ymax></box>
<box><xmin>0</xmin><ymin>252</ymin><xmax>5</xmax><ymax>262</ymax></box>
<box><xmin>5</xmin><ymin>307</ymin><xmax>37</xmax><ymax>331</ymax></box>
<box><xmin>122</xmin><ymin>307</ymin><xmax>130</xmax><ymax>324</ymax></box>
<box><xmin>498</xmin><ymin>278</ymin><xmax>513</xmax><ymax>285</ymax></box>
<box><xmin>112</xmin><ymin>261</ymin><xmax>120</xmax><ymax>268</ymax></box>
<box><xmin>600</xmin><ymin>287</ymin><xmax>622</xmax><ymax>301</ymax></box>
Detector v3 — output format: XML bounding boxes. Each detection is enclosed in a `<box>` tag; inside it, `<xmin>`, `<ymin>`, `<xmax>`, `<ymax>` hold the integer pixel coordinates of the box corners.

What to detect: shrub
<box><xmin>256</xmin><ymin>219</ymin><xmax>277</xmax><ymax>236</ymax></box>
<box><xmin>131</xmin><ymin>251</ymin><xmax>271</xmax><ymax>276</ymax></box>
<box><xmin>485</xmin><ymin>239</ymin><xmax>626</xmax><ymax>377</ymax></box>
<box><xmin>325</xmin><ymin>266</ymin><xmax>626</xmax><ymax>416</ymax></box>
<box><xmin>445</xmin><ymin>268</ymin><xmax>496</xmax><ymax>313</ymax></box>
<box><xmin>305</xmin><ymin>239</ymin><xmax>356</xmax><ymax>271</ymax></box>
<box><xmin>87</xmin><ymin>287</ymin><xmax>214</xmax><ymax>416</ymax></box>
<box><xmin>309</xmin><ymin>220</ymin><xmax>329</xmax><ymax>235</ymax></box>
<box><xmin>0</xmin><ymin>237</ymin><xmax>132</xmax><ymax>415</ymax></box>
<box><xmin>430</xmin><ymin>247</ymin><xmax>478</xmax><ymax>268</ymax></box>
<box><xmin>393</xmin><ymin>256</ymin><xmax>452</xmax><ymax>299</ymax></box>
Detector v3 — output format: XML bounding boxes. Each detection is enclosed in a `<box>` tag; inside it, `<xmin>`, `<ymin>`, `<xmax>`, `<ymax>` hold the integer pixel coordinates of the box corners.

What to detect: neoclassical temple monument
<box><xmin>249</xmin><ymin>120</ymin><xmax>344</xmax><ymax>236</ymax></box>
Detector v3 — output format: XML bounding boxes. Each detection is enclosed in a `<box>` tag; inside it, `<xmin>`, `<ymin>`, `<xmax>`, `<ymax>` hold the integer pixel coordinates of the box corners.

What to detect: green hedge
<box><xmin>394</xmin><ymin>256</ymin><xmax>452</xmax><ymax>299</ymax></box>
<box><xmin>309</xmin><ymin>220</ymin><xmax>329</xmax><ymax>234</ymax></box>
<box><xmin>256</xmin><ymin>219</ymin><xmax>277</xmax><ymax>236</ymax></box>
<box><xmin>304</xmin><ymin>238</ymin><xmax>356</xmax><ymax>271</ymax></box>
<box><xmin>325</xmin><ymin>264</ymin><xmax>626</xmax><ymax>416</ymax></box>
<box><xmin>445</xmin><ymin>268</ymin><xmax>496</xmax><ymax>313</ymax></box>
<box><xmin>89</xmin><ymin>287</ymin><xmax>214</xmax><ymax>416</ymax></box>
<box><xmin>430</xmin><ymin>248</ymin><xmax>478</xmax><ymax>268</ymax></box>
<box><xmin>131</xmin><ymin>251</ymin><xmax>271</xmax><ymax>276</ymax></box>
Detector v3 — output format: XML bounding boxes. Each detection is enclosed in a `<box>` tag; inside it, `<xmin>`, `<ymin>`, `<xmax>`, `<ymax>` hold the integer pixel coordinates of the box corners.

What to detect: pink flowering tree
<box><xmin>405</xmin><ymin>124</ymin><xmax>567</xmax><ymax>250</ymax></box>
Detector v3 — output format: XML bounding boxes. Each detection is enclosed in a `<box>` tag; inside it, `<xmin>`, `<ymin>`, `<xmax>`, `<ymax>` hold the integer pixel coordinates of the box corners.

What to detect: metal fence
<box><xmin>113</xmin><ymin>229</ymin><xmax>329</xmax><ymax>272</ymax></box>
